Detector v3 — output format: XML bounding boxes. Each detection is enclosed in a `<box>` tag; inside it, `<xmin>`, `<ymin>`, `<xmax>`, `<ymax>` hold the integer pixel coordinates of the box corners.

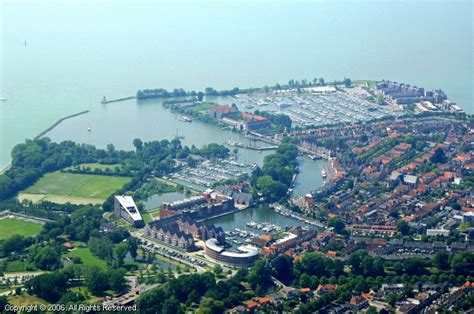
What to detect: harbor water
<box><xmin>1</xmin><ymin>0</ymin><xmax>472</xmax><ymax>169</ymax></box>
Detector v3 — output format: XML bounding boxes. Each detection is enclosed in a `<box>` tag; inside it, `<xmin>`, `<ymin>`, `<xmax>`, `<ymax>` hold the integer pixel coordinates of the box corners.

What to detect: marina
<box><xmin>231</xmin><ymin>90</ymin><xmax>401</xmax><ymax>127</ymax></box>
<box><xmin>168</xmin><ymin>157</ymin><xmax>257</xmax><ymax>191</ymax></box>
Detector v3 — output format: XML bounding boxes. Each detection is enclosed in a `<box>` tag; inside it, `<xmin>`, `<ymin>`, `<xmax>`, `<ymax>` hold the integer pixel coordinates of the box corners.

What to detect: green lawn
<box><xmin>5</xmin><ymin>260</ymin><xmax>27</xmax><ymax>272</ymax></box>
<box><xmin>68</xmin><ymin>247</ymin><xmax>107</xmax><ymax>269</ymax></box>
<box><xmin>20</xmin><ymin>172</ymin><xmax>131</xmax><ymax>204</ymax></box>
<box><xmin>0</xmin><ymin>218</ymin><xmax>43</xmax><ymax>239</ymax></box>
<box><xmin>186</xmin><ymin>102</ymin><xmax>215</xmax><ymax>113</ymax></box>
<box><xmin>143</xmin><ymin>208</ymin><xmax>160</xmax><ymax>224</ymax></box>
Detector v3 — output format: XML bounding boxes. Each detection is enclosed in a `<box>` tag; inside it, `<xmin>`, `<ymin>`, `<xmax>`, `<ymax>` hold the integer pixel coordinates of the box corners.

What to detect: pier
<box><xmin>245</xmin><ymin>132</ymin><xmax>330</xmax><ymax>159</ymax></box>
<box><xmin>101</xmin><ymin>96</ymin><xmax>135</xmax><ymax>104</ymax></box>
<box><xmin>226</xmin><ymin>140</ymin><xmax>277</xmax><ymax>151</ymax></box>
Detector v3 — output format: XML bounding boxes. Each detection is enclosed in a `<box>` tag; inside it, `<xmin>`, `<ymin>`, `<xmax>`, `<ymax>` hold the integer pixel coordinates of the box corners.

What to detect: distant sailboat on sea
<box><xmin>24</xmin><ymin>40</ymin><xmax>27</xmax><ymax>47</ymax></box>
<box><xmin>88</xmin><ymin>123</ymin><xmax>92</xmax><ymax>132</ymax></box>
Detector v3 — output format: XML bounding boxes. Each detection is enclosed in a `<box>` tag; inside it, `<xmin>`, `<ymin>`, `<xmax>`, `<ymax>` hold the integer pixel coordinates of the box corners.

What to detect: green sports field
<box><xmin>19</xmin><ymin>172</ymin><xmax>131</xmax><ymax>205</ymax></box>
<box><xmin>0</xmin><ymin>218</ymin><xmax>43</xmax><ymax>239</ymax></box>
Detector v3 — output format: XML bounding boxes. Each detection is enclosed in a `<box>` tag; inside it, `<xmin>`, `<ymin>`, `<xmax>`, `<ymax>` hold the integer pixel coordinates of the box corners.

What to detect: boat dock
<box><xmin>226</xmin><ymin>140</ymin><xmax>277</xmax><ymax>151</ymax></box>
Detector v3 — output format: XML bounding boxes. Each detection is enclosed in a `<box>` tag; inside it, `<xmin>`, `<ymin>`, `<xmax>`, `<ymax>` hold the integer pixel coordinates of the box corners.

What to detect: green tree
<box><xmin>430</xmin><ymin>147</ymin><xmax>446</xmax><ymax>163</ymax></box>
<box><xmin>197</xmin><ymin>92</ymin><xmax>204</xmax><ymax>102</ymax></box>
<box><xmin>397</xmin><ymin>220</ymin><xmax>410</xmax><ymax>236</ymax></box>
<box><xmin>270</xmin><ymin>254</ymin><xmax>294</xmax><ymax>284</ymax></box>
<box><xmin>248</xmin><ymin>260</ymin><xmax>272</xmax><ymax>290</ymax></box>
<box><xmin>25</xmin><ymin>270</ymin><xmax>72</xmax><ymax>303</ymax></box>
<box><xmin>108</xmin><ymin>268</ymin><xmax>127</xmax><ymax>293</ymax></box>
<box><xmin>88</xmin><ymin>237</ymin><xmax>113</xmax><ymax>261</ymax></box>
<box><xmin>128</xmin><ymin>237</ymin><xmax>140</xmax><ymax>259</ymax></box>
<box><xmin>433</xmin><ymin>252</ymin><xmax>449</xmax><ymax>270</ymax></box>
<box><xmin>28</xmin><ymin>244</ymin><xmax>62</xmax><ymax>270</ymax></box>
<box><xmin>256</xmin><ymin>176</ymin><xmax>287</xmax><ymax>202</ymax></box>
<box><xmin>162</xmin><ymin>296</ymin><xmax>183</xmax><ymax>314</ymax></box>
<box><xmin>327</xmin><ymin>217</ymin><xmax>345</xmax><ymax>233</ymax></box>
<box><xmin>114</xmin><ymin>242</ymin><xmax>129</xmax><ymax>267</ymax></box>
<box><xmin>133</xmin><ymin>138</ymin><xmax>143</xmax><ymax>151</ymax></box>
<box><xmin>299</xmin><ymin>273</ymin><xmax>311</xmax><ymax>288</ymax></box>
<box><xmin>213</xmin><ymin>264</ymin><xmax>223</xmax><ymax>276</ymax></box>
<box><xmin>84</xmin><ymin>266</ymin><xmax>109</xmax><ymax>294</ymax></box>
<box><xmin>450</xmin><ymin>254</ymin><xmax>468</xmax><ymax>275</ymax></box>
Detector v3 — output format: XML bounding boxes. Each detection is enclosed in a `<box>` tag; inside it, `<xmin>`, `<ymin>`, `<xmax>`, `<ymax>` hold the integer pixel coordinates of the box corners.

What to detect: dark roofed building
<box><xmin>209</xmin><ymin>104</ymin><xmax>238</xmax><ymax>119</ymax></box>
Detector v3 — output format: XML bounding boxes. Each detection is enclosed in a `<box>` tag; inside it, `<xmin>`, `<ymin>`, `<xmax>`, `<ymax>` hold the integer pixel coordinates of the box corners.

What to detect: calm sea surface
<box><xmin>1</xmin><ymin>0</ymin><xmax>472</xmax><ymax>169</ymax></box>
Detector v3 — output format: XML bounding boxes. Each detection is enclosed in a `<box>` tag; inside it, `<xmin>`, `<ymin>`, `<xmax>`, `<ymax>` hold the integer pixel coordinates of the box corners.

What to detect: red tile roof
<box><xmin>241</xmin><ymin>112</ymin><xmax>268</xmax><ymax>121</ymax></box>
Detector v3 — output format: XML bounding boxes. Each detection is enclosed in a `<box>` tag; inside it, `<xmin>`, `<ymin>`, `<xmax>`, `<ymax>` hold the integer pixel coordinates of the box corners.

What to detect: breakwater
<box><xmin>101</xmin><ymin>96</ymin><xmax>135</xmax><ymax>104</ymax></box>
<box><xmin>34</xmin><ymin>110</ymin><xmax>90</xmax><ymax>140</ymax></box>
<box><xmin>1</xmin><ymin>110</ymin><xmax>89</xmax><ymax>175</ymax></box>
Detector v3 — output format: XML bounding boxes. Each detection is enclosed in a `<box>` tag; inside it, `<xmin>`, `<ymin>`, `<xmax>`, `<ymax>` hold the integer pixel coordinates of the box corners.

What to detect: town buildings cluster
<box><xmin>375</xmin><ymin>80</ymin><xmax>448</xmax><ymax>105</ymax></box>
<box><xmin>288</xmin><ymin>115</ymin><xmax>473</xmax><ymax>258</ymax></box>
<box><xmin>209</xmin><ymin>105</ymin><xmax>271</xmax><ymax>131</ymax></box>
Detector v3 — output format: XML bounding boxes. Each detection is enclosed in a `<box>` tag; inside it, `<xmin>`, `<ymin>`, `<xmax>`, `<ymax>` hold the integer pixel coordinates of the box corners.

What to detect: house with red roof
<box><xmin>209</xmin><ymin>104</ymin><xmax>238</xmax><ymax>119</ymax></box>
<box><xmin>316</xmin><ymin>284</ymin><xmax>338</xmax><ymax>295</ymax></box>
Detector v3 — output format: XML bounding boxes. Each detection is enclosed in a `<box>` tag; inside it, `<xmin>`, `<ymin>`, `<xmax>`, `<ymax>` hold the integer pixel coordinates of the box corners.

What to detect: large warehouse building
<box><xmin>205</xmin><ymin>238</ymin><xmax>259</xmax><ymax>267</ymax></box>
<box><xmin>114</xmin><ymin>195</ymin><xmax>144</xmax><ymax>227</ymax></box>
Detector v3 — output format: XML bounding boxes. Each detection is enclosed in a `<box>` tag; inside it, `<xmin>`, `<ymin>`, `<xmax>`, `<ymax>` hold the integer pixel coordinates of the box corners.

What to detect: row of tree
<box><xmin>136</xmin><ymin>77</ymin><xmax>354</xmax><ymax>102</ymax></box>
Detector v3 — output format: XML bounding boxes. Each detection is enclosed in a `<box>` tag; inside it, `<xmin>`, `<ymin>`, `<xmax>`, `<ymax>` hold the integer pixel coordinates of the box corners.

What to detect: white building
<box><xmin>426</xmin><ymin>228</ymin><xmax>450</xmax><ymax>237</ymax></box>
<box><xmin>114</xmin><ymin>195</ymin><xmax>144</xmax><ymax>227</ymax></box>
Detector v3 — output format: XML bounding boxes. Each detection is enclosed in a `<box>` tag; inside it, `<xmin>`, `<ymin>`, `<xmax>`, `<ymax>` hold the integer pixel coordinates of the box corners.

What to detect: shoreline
<box><xmin>1</xmin><ymin>110</ymin><xmax>90</xmax><ymax>174</ymax></box>
<box><xmin>323</xmin><ymin>158</ymin><xmax>336</xmax><ymax>183</ymax></box>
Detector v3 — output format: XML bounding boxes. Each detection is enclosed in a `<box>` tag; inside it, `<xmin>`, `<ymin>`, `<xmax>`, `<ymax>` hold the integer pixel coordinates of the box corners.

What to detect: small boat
<box><xmin>101</xmin><ymin>96</ymin><xmax>107</xmax><ymax>104</ymax></box>
<box><xmin>0</xmin><ymin>98</ymin><xmax>6</xmax><ymax>102</ymax></box>
<box><xmin>87</xmin><ymin>127</ymin><xmax>91</xmax><ymax>132</ymax></box>
<box><xmin>177</xmin><ymin>116</ymin><xmax>192</xmax><ymax>122</ymax></box>
<box><xmin>308</xmin><ymin>154</ymin><xmax>321</xmax><ymax>160</ymax></box>
<box><xmin>321</xmin><ymin>169</ymin><xmax>327</xmax><ymax>178</ymax></box>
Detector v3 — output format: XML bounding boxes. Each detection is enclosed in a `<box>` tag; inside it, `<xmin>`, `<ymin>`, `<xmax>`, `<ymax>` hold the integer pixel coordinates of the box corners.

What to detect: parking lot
<box><xmin>139</xmin><ymin>241</ymin><xmax>208</xmax><ymax>271</ymax></box>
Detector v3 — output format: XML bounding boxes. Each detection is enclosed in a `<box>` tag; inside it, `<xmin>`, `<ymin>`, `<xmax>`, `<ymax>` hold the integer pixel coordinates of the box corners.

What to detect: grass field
<box><xmin>186</xmin><ymin>102</ymin><xmax>215</xmax><ymax>113</ymax></box>
<box><xmin>68</xmin><ymin>247</ymin><xmax>107</xmax><ymax>269</ymax></box>
<box><xmin>5</xmin><ymin>260</ymin><xmax>27</xmax><ymax>272</ymax></box>
<box><xmin>19</xmin><ymin>172</ymin><xmax>131</xmax><ymax>205</ymax></box>
<box><xmin>0</xmin><ymin>218</ymin><xmax>43</xmax><ymax>239</ymax></box>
